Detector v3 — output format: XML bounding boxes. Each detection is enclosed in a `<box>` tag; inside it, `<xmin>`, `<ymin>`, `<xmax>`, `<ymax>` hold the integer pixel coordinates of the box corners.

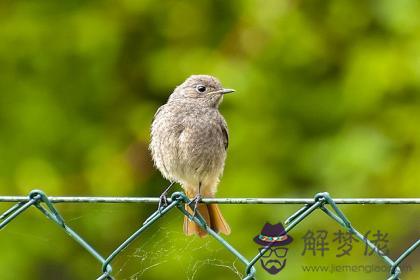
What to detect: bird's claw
<box><xmin>158</xmin><ymin>194</ymin><xmax>169</xmax><ymax>212</ymax></box>
<box><xmin>157</xmin><ymin>182</ymin><xmax>175</xmax><ymax>213</ymax></box>
<box><xmin>188</xmin><ymin>194</ymin><xmax>202</xmax><ymax>219</ymax></box>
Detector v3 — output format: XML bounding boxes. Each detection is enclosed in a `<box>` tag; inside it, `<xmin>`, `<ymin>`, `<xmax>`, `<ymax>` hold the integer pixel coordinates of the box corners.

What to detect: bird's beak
<box><xmin>221</xmin><ymin>88</ymin><xmax>235</xmax><ymax>94</ymax></box>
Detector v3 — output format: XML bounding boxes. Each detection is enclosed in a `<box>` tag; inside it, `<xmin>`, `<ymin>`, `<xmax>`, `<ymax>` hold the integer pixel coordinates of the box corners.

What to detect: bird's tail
<box><xmin>183</xmin><ymin>191</ymin><xmax>231</xmax><ymax>237</ymax></box>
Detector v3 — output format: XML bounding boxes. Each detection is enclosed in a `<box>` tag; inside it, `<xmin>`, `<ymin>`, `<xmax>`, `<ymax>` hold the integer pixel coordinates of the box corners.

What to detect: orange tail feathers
<box><xmin>183</xmin><ymin>198</ymin><xmax>231</xmax><ymax>237</ymax></box>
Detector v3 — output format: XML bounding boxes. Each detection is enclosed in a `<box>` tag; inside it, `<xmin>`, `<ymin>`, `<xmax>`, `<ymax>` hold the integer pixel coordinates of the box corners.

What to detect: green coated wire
<box><xmin>99</xmin><ymin>197</ymin><xmax>181</xmax><ymax>279</ymax></box>
<box><xmin>174</xmin><ymin>192</ymin><xmax>257</xmax><ymax>279</ymax></box>
<box><xmin>0</xmin><ymin>189</ymin><xmax>418</xmax><ymax>280</ymax></box>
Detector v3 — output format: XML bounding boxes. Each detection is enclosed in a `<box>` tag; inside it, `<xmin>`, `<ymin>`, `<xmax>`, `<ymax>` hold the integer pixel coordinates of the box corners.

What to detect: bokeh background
<box><xmin>0</xmin><ymin>0</ymin><xmax>419</xmax><ymax>279</ymax></box>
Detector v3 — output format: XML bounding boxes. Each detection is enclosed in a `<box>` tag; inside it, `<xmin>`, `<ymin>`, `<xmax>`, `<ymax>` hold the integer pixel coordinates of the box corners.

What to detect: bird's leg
<box><xmin>188</xmin><ymin>182</ymin><xmax>202</xmax><ymax>218</ymax></box>
<box><xmin>158</xmin><ymin>181</ymin><xmax>175</xmax><ymax>211</ymax></box>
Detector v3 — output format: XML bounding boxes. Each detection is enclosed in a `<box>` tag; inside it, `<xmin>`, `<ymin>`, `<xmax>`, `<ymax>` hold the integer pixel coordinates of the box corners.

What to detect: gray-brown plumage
<box><xmin>150</xmin><ymin>75</ymin><xmax>234</xmax><ymax>237</ymax></box>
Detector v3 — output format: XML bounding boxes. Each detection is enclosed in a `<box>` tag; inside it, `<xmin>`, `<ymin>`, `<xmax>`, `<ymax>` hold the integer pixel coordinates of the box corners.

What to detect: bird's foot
<box><xmin>158</xmin><ymin>194</ymin><xmax>169</xmax><ymax>211</ymax></box>
<box><xmin>157</xmin><ymin>182</ymin><xmax>175</xmax><ymax>212</ymax></box>
<box><xmin>188</xmin><ymin>194</ymin><xmax>202</xmax><ymax>219</ymax></box>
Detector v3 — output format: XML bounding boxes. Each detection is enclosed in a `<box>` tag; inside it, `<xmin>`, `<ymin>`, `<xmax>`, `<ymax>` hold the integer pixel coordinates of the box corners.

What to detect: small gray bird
<box><xmin>150</xmin><ymin>75</ymin><xmax>234</xmax><ymax>237</ymax></box>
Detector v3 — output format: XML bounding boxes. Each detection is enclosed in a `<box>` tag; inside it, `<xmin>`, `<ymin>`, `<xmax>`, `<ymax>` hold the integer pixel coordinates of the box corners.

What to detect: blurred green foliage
<box><xmin>0</xmin><ymin>0</ymin><xmax>419</xmax><ymax>279</ymax></box>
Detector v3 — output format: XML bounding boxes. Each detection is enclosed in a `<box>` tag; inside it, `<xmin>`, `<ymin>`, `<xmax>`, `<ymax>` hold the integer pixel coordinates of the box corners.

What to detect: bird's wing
<box><xmin>220</xmin><ymin>118</ymin><xmax>229</xmax><ymax>150</ymax></box>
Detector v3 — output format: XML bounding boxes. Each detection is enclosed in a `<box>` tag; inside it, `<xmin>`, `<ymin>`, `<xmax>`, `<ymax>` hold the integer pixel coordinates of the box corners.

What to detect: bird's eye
<box><xmin>196</xmin><ymin>85</ymin><xmax>206</xmax><ymax>93</ymax></box>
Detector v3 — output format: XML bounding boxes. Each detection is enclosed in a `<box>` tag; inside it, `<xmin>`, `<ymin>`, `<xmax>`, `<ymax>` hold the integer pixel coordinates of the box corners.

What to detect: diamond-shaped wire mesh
<box><xmin>0</xmin><ymin>190</ymin><xmax>418</xmax><ymax>279</ymax></box>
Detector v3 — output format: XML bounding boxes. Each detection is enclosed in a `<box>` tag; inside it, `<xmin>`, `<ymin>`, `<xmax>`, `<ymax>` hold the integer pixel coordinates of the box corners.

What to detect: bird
<box><xmin>149</xmin><ymin>74</ymin><xmax>234</xmax><ymax>237</ymax></box>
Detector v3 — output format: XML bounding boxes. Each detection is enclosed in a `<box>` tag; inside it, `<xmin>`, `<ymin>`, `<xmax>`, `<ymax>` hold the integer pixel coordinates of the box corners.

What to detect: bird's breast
<box><xmin>152</xmin><ymin>106</ymin><xmax>226</xmax><ymax>181</ymax></box>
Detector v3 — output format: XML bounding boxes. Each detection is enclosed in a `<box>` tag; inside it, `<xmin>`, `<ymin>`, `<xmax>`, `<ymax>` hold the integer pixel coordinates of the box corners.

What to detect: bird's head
<box><xmin>169</xmin><ymin>75</ymin><xmax>235</xmax><ymax>107</ymax></box>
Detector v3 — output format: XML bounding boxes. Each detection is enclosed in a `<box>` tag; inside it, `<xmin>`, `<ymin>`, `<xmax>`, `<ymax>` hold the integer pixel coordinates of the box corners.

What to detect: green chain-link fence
<box><xmin>0</xmin><ymin>189</ymin><xmax>419</xmax><ymax>279</ymax></box>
